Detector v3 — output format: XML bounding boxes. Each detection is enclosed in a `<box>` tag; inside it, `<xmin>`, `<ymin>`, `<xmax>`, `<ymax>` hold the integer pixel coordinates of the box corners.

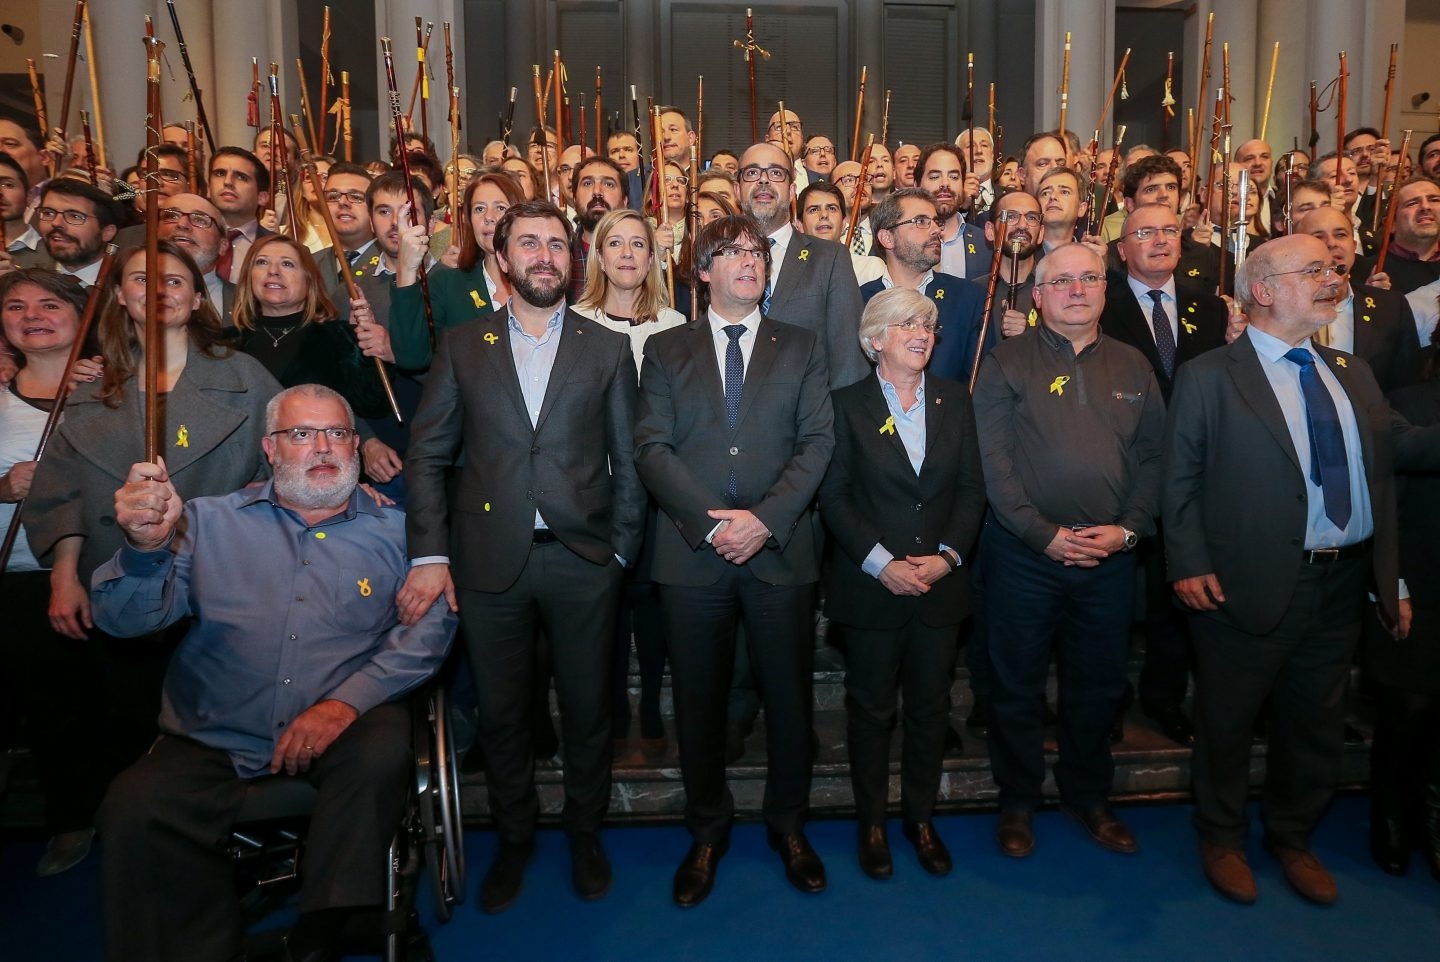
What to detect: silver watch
<box><xmin>1121</xmin><ymin>527</ymin><xmax>1138</xmax><ymax>551</ymax></box>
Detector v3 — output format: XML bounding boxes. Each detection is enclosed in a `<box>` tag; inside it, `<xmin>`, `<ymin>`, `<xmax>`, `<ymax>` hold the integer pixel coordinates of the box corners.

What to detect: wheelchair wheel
<box><xmin>415</xmin><ymin>687</ymin><xmax>467</xmax><ymax>922</ymax></box>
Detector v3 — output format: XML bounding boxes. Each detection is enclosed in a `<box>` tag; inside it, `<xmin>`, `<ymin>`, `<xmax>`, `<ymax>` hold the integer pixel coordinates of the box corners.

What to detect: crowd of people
<box><xmin>2</xmin><ymin>82</ymin><xmax>1440</xmax><ymax>960</ymax></box>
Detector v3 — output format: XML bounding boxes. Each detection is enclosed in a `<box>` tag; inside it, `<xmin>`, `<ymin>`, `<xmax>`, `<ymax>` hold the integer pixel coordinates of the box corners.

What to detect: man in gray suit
<box><xmin>737</xmin><ymin>140</ymin><xmax>868</xmax><ymax>389</ymax></box>
<box><xmin>635</xmin><ymin>214</ymin><xmax>835</xmax><ymax>907</ymax></box>
<box><xmin>398</xmin><ymin>199</ymin><xmax>646</xmax><ymax>914</ymax></box>
<box><xmin>1164</xmin><ymin>233</ymin><xmax>1440</xmax><ymax>906</ymax></box>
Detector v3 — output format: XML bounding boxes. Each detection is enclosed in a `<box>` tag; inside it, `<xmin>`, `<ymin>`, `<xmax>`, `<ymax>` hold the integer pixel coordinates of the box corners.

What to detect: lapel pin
<box><xmin>1187</xmin><ymin>267</ymin><xmax>1200</xmax><ymax>277</ymax></box>
<box><xmin>1364</xmin><ymin>296</ymin><xmax>1376</xmax><ymax>309</ymax></box>
<box><xmin>935</xmin><ymin>289</ymin><xmax>945</xmax><ymax>300</ymax></box>
<box><xmin>798</xmin><ymin>249</ymin><xmax>810</xmax><ymax>261</ymax></box>
<box><xmin>879</xmin><ymin>415</ymin><xmax>896</xmax><ymax>435</ymax></box>
<box><xmin>483</xmin><ymin>332</ymin><xmax>499</xmax><ymax>345</ymax></box>
<box><xmin>1182</xmin><ymin>320</ymin><xmax>1197</xmax><ymax>334</ymax></box>
<box><xmin>470</xmin><ymin>290</ymin><xmax>486</xmax><ymax>309</ymax></box>
<box><xmin>175</xmin><ymin>425</ymin><xmax>189</xmax><ymax>448</ymax></box>
<box><xmin>357</xmin><ymin>578</ymin><xmax>372</xmax><ymax>597</ymax></box>
<box><xmin>1049</xmin><ymin>375</ymin><xmax>1070</xmax><ymax>396</ymax></box>
<box><xmin>967</xmin><ymin>243</ymin><xmax>977</xmax><ymax>254</ymax></box>
<box><xmin>1335</xmin><ymin>356</ymin><xmax>1348</xmax><ymax>368</ymax></box>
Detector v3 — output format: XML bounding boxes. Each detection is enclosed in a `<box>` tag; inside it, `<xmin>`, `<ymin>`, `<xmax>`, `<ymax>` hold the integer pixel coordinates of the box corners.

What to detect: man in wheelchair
<box><xmin>90</xmin><ymin>384</ymin><xmax>457</xmax><ymax>962</ymax></box>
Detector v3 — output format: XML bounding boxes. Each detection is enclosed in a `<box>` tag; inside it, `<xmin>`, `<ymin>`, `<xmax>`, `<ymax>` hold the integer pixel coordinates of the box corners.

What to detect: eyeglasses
<box><xmin>834</xmin><ymin>174</ymin><xmax>860</xmax><ymax>187</ymax></box>
<box><xmin>325</xmin><ymin>189</ymin><xmax>367</xmax><ymax>205</ymax></box>
<box><xmin>152</xmin><ymin>168</ymin><xmax>185</xmax><ymax>184</ymax></box>
<box><xmin>804</xmin><ymin>145</ymin><xmax>835</xmax><ymax>157</ymax></box>
<box><xmin>997</xmin><ymin>210</ymin><xmax>1043</xmax><ymax>225</ymax></box>
<box><xmin>891</xmin><ymin>214</ymin><xmax>937</xmax><ymax>231</ymax></box>
<box><xmin>36</xmin><ymin>207</ymin><xmax>94</xmax><ymax>226</ymax></box>
<box><xmin>663</xmin><ymin>174</ymin><xmax>689</xmax><ymax>187</ymax></box>
<box><xmin>1262</xmin><ymin>264</ymin><xmax>1339</xmax><ymax>283</ymax></box>
<box><xmin>1344</xmin><ymin>145</ymin><xmax>1380</xmax><ymax>158</ymax></box>
<box><xmin>713</xmin><ymin>245</ymin><xmax>768</xmax><ymax>261</ymax></box>
<box><xmin>738</xmin><ymin>165</ymin><xmax>791</xmax><ymax>184</ymax></box>
<box><xmin>1038</xmin><ymin>273</ymin><xmax>1105</xmax><ymax>290</ymax></box>
<box><xmin>767</xmin><ymin>121</ymin><xmax>803</xmax><ymax>134</ymax></box>
<box><xmin>889</xmin><ymin>320</ymin><xmax>941</xmax><ymax>334</ymax></box>
<box><xmin>159</xmin><ymin>207</ymin><xmax>218</xmax><ymax>230</ymax></box>
<box><xmin>269</xmin><ymin>426</ymin><xmax>358</xmax><ymax>445</ymax></box>
<box><xmin>1124</xmin><ymin>226</ymin><xmax>1181</xmax><ymax>242</ymax></box>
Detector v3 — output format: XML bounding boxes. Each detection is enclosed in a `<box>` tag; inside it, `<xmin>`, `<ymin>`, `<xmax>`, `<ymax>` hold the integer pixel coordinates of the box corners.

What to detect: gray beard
<box><xmin>272</xmin><ymin>455</ymin><xmax>361</xmax><ymax>511</ymax></box>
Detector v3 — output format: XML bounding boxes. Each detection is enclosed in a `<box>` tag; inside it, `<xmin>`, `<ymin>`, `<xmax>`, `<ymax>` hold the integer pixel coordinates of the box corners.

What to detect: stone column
<box><xmin>1034</xmin><ymin>0</ymin><xmax>1116</xmax><ymax>143</ymax></box>
<box><xmin>211</xmin><ymin>0</ymin><xmax>274</xmax><ymax>152</ymax></box>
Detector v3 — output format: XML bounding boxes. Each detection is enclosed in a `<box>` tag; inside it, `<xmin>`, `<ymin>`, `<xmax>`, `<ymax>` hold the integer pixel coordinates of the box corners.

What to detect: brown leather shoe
<box><xmin>857</xmin><ymin>824</ymin><xmax>893</xmax><ymax>881</ymax></box>
<box><xmin>673</xmin><ymin>841</ymin><xmax>728</xmax><ymax>908</ymax></box>
<box><xmin>902</xmin><ymin>820</ymin><xmax>953</xmax><ymax>876</ymax></box>
<box><xmin>996</xmin><ymin>809</ymin><xmax>1035</xmax><ymax>858</ymax></box>
<box><xmin>1062</xmin><ymin>804</ymin><xmax>1138</xmax><ymax>854</ymax></box>
<box><xmin>1265</xmin><ymin>840</ymin><xmax>1338</xmax><ymax>905</ymax></box>
<box><xmin>768</xmin><ymin>828</ymin><xmax>827</xmax><ymax>893</ymax></box>
<box><xmin>1200</xmin><ymin>842</ymin><xmax>1258</xmax><ymax>904</ymax></box>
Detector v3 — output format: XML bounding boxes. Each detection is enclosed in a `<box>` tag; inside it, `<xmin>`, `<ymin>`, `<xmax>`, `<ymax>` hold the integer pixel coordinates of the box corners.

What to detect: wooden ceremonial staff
<box><xmin>1259</xmin><ymin>43</ymin><xmax>1279</xmax><ymax>143</ymax></box>
<box><xmin>81</xmin><ymin>110</ymin><xmax>98</xmax><ymax>186</ymax></box>
<box><xmin>1222</xmin><ymin>43</ymin><xmax>1232</xmax><ymax>126</ymax></box>
<box><xmin>842</xmin><ymin>134</ymin><xmax>875</xmax><ymax>250</ymax></box>
<box><xmin>553</xmin><ymin>50</ymin><xmax>565</xmax><ymax>155</ymax></box>
<box><xmin>533</xmin><ymin>65</ymin><xmax>552</xmax><ymax>201</ymax></box>
<box><xmin>850</xmin><ymin>66</ymin><xmax>868</xmax><ymax>161</ymax></box>
<box><xmin>247</xmin><ymin>59</ymin><xmax>261</xmax><ymax>129</ymax></box>
<box><xmin>965</xmin><ymin>54</ymin><xmax>975</xmax><ymax>171</ymax></box>
<box><xmin>56</xmin><ymin>0</ymin><xmax>86</xmax><ymax>141</ymax></box>
<box><xmin>444</xmin><ymin>22</ymin><xmax>460</xmax><ymax>239</ymax></box>
<box><xmin>1096</xmin><ymin>48</ymin><xmax>1131</xmax><ymax>140</ymax></box>
<box><xmin>501</xmin><ymin>86</ymin><xmax>516</xmax><ymax>149</ymax></box>
<box><xmin>1374</xmin><ymin>128</ymin><xmax>1414</xmax><ymax>277</ymax></box>
<box><xmin>265</xmin><ymin>63</ymin><xmax>280</xmax><ymax>216</ymax></box>
<box><xmin>184</xmin><ymin>121</ymin><xmax>197</xmax><ymax>192</ymax></box>
<box><xmin>1189</xmin><ymin>12</ymin><xmax>1215</xmax><ymax>199</ymax></box>
<box><xmin>880</xmin><ymin>89</ymin><xmax>891</xmax><ymax>149</ymax></box>
<box><xmin>382</xmin><ymin>37</ymin><xmax>438</xmax><ymax>349</ymax></box>
<box><xmin>1058</xmin><ymin>32</ymin><xmax>1071</xmax><ymax>139</ymax></box>
<box><xmin>341</xmin><ymin>71</ymin><xmax>353</xmax><ymax>161</ymax></box>
<box><xmin>1337</xmin><ymin>52</ymin><xmax>1348</xmax><ymax>157</ymax></box>
<box><xmin>696</xmin><ymin>75</ymin><xmax>705</xmax><ymax>174</ymax></box>
<box><xmin>733</xmin><ymin>7</ymin><xmax>769</xmax><ymax>144</ymax></box>
<box><xmin>317</xmin><ymin>6</ymin><xmax>332</xmax><ymax>151</ymax></box>
<box><xmin>296</xmin><ymin>59</ymin><xmax>320</xmax><ymax>154</ymax></box>
<box><xmin>165</xmin><ymin>0</ymin><xmax>217</xmax><ymax>153</ymax></box>
<box><xmin>1217</xmin><ymin>122</ymin><xmax>1233</xmax><ymax>298</ymax></box>
<box><xmin>1088</xmin><ymin>124</ymin><xmax>1127</xmax><ymax>237</ymax></box>
<box><xmin>26</xmin><ymin>60</ymin><xmax>47</xmax><ymax>137</ymax></box>
<box><xmin>970</xmin><ymin>217</ymin><xmax>1009</xmax><ymax>395</ymax></box>
<box><xmin>292</xmin><ymin>116</ymin><xmax>403</xmax><ymax>423</ymax></box>
<box><xmin>1161</xmin><ymin>52</ymin><xmax>1175</xmax><ymax>151</ymax></box>
<box><xmin>595</xmin><ymin>68</ymin><xmax>603</xmax><ymax>155</ymax></box>
<box><xmin>83</xmin><ymin>3</ymin><xmax>105</xmax><ymax>168</ymax></box>
<box><xmin>143</xmin><ymin>33</ymin><xmax>165</xmax><ymax>464</ymax></box>
<box><xmin>1308</xmin><ymin>81</ymin><xmax>1320</xmax><ymax>154</ymax></box>
<box><xmin>689</xmin><ymin>144</ymin><xmax>701</xmax><ymax>321</ymax></box>
<box><xmin>1372</xmin><ymin>44</ymin><xmax>1399</xmax><ymax>233</ymax></box>
<box><xmin>406</xmin><ymin>19</ymin><xmax>434</xmax><ymax>139</ymax></box>
<box><xmin>578</xmin><ymin>93</ymin><xmax>586</xmax><ymax>159</ymax></box>
<box><xmin>778</xmin><ymin>98</ymin><xmax>798</xmax><ymax>222</ymax></box>
<box><xmin>650</xmin><ymin>104</ymin><xmax>664</xmax><ymax>217</ymax></box>
<box><xmin>0</xmin><ymin>245</ymin><xmax>116</xmax><ymax>582</ymax></box>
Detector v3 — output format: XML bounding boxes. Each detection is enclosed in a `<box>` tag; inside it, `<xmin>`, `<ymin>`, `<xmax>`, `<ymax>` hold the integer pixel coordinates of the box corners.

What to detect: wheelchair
<box><xmin>228</xmin><ymin>685</ymin><xmax>467</xmax><ymax>961</ymax></box>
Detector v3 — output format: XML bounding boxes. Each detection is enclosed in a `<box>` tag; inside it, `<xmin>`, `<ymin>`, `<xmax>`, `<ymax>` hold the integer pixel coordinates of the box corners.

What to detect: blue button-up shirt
<box><xmin>91</xmin><ymin>482</ymin><xmax>456</xmax><ymax>777</ymax></box>
<box><xmin>509</xmin><ymin>301</ymin><xmax>566</xmax><ymax>530</ymax></box>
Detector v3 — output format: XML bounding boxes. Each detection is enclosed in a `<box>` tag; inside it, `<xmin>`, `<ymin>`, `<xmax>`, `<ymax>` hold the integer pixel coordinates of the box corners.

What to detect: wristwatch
<box><xmin>1120</xmin><ymin>527</ymin><xmax>1138</xmax><ymax>551</ymax></box>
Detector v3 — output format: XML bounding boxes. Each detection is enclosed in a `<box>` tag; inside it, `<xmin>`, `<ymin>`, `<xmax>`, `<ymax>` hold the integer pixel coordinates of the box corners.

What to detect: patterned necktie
<box><xmin>762</xmin><ymin>237</ymin><xmax>776</xmax><ymax>314</ymax></box>
<box><xmin>1284</xmin><ymin>348</ymin><xmax>1352</xmax><ymax>531</ymax></box>
<box><xmin>1147</xmin><ymin>290</ymin><xmax>1177</xmax><ymax>378</ymax></box>
<box><xmin>851</xmin><ymin>225</ymin><xmax>868</xmax><ymax>256</ymax></box>
<box><xmin>215</xmin><ymin>228</ymin><xmax>245</xmax><ymax>285</ymax></box>
<box><xmin>723</xmin><ymin>324</ymin><xmax>746</xmax><ymax>502</ymax></box>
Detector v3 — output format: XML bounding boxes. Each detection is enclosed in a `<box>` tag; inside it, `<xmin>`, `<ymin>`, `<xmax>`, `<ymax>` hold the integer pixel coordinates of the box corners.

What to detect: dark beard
<box><xmin>578</xmin><ymin>201</ymin><xmax>612</xmax><ymax>232</ymax></box>
<box><xmin>513</xmin><ymin>266</ymin><xmax>568</xmax><ymax>308</ymax></box>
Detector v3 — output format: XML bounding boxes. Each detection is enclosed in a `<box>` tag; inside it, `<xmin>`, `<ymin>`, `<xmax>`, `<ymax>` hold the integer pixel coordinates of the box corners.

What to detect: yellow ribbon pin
<box><xmin>1187</xmin><ymin>268</ymin><xmax>1200</xmax><ymax>277</ymax></box>
<box><xmin>967</xmin><ymin>244</ymin><xmax>977</xmax><ymax>254</ymax></box>
<box><xmin>1049</xmin><ymin>375</ymin><xmax>1070</xmax><ymax>396</ymax></box>
<box><xmin>879</xmin><ymin>415</ymin><xmax>896</xmax><ymax>435</ymax></box>
<box><xmin>934</xmin><ymin>289</ymin><xmax>944</xmax><ymax>300</ymax></box>
<box><xmin>1182</xmin><ymin>320</ymin><xmax>1197</xmax><ymax>335</ymax></box>
<box><xmin>798</xmin><ymin>249</ymin><xmax>809</xmax><ymax>261</ymax></box>
<box><xmin>1365</xmin><ymin>297</ymin><xmax>1376</xmax><ymax>309</ymax></box>
<box><xmin>470</xmin><ymin>290</ymin><xmax>486</xmax><ymax>309</ymax></box>
<box><xmin>175</xmin><ymin>425</ymin><xmax>189</xmax><ymax>448</ymax></box>
<box><xmin>357</xmin><ymin>578</ymin><xmax>372</xmax><ymax>597</ymax></box>
<box><xmin>1335</xmin><ymin>356</ymin><xmax>1348</xmax><ymax>368</ymax></box>
<box><xmin>483</xmin><ymin>332</ymin><xmax>499</xmax><ymax>345</ymax></box>
<box><xmin>1027</xmin><ymin>308</ymin><xmax>1038</xmax><ymax>327</ymax></box>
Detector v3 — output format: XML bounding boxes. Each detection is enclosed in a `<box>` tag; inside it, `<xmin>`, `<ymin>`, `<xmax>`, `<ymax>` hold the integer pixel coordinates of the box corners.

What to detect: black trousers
<box><xmin>1371</xmin><ymin>684</ymin><xmax>1440</xmax><ymax>830</ymax></box>
<box><xmin>457</xmin><ymin>542</ymin><xmax>622</xmax><ymax>843</ymax></box>
<box><xmin>661</xmin><ymin>570</ymin><xmax>815</xmax><ymax>842</ymax></box>
<box><xmin>983</xmin><ymin>522</ymin><xmax>1136</xmax><ymax>811</ymax></box>
<box><xmin>1136</xmin><ymin>532</ymin><xmax>1193</xmax><ymax>711</ymax></box>
<box><xmin>843</xmin><ymin>616</ymin><xmax>961</xmax><ymax>825</ymax></box>
<box><xmin>1189</xmin><ymin>555</ymin><xmax>1365</xmax><ymax>850</ymax></box>
<box><xmin>96</xmin><ymin>701</ymin><xmax>412</xmax><ymax>962</ymax></box>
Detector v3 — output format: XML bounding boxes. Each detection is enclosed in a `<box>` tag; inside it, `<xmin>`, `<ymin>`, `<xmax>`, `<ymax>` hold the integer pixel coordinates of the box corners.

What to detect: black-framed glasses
<box><xmin>159</xmin><ymin>207</ymin><xmax>218</xmax><ymax>231</ymax></box>
<box><xmin>1123</xmin><ymin>226</ymin><xmax>1181</xmax><ymax>242</ymax></box>
<box><xmin>1038</xmin><ymin>273</ymin><xmax>1105</xmax><ymax>290</ymax></box>
<box><xmin>36</xmin><ymin>207</ymin><xmax>94</xmax><ymax>226</ymax></box>
<box><xmin>269</xmin><ymin>426</ymin><xmax>358</xmax><ymax>445</ymax></box>
<box><xmin>739</xmin><ymin>165</ymin><xmax>791</xmax><ymax>184</ymax></box>
<box><xmin>152</xmin><ymin>168</ymin><xmax>185</xmax><ymax>184</ymax></box>
<box><xmin>891</xmin><ymin>215</ymin><xmax>937</xmax><ymax>231</ymax></box>
<box><xmin>325</xmin><ymin>189</ymin><xmax>367</xmax><ymax>205</ymax></box>
<box><xmin>1262</xmin><ymin>264</ymin><xmax>1339</xmax><ymax>283</ymax></box>
<box><xmin>834</xmin><ymin>174</ymin><xmax>860</xmax><ymax>187</ymax></box>
<box><xmin>804</xmin><ymin>145</ymin><xmax>836</xmax><ymax>157</ymax></box>
<box><xmin>713</xmin><ymin>245</ymin><xmax>768</xmax><ymax>261</ymax></box>
<box><xmin>767</xmin><ymin>120</ymin><xmax>803</xmax><ymax>134</ymax></box>
<box><xmin>997</xmin><ymin>210</ymin><xmax>1043</xmax><ymax>225</ymax></box>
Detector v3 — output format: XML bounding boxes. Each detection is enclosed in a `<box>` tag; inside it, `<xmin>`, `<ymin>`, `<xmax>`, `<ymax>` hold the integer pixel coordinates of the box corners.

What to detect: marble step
<box><xmin>455</xmin><ymin>704</ymin><xmax>1374</xmax><ymax>822</ymax></box>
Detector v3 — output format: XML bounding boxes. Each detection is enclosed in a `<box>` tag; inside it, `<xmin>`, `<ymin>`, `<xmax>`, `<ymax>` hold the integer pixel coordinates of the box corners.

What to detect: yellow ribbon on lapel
<box><xmin>1335</xmin><ymin>356</ymin><xmax>1348</xmax><ymax>368</ymax></box>
<box><xmin>967</xmin><ymin>243</ymin><xmax>977</xmax><ymax>254</ymax></box>
<box><xmin>1365</xmin><ymin>296</ymin><xmax>1376</xmax><ymax>309</ymax></box>
<box><xmin>175</xmin><ymin>425</ymin><xmax>189</xmax><ymax>448</ymax></box>
<box><xmin>879</xmin><ymin>415</ymin><xmax>896</xmax><ymax>435</ymax></box>
<box><xmin>1182</xmin><ymin>320</ymin><xmax>1197</xmax><ymax>335</ymax></box>
<box><xmin>470</xmin><ymin>289</ymin><xmax>486</xmax><ymax>309</ymax></box>
<box><xmin>1187</xmin><ymin>267</ymin><xmax>1200</xmax><ymax>277</ymax></box>
<box><xmin>798</xmin><ymin>249</ymin><xmax>809</xmax><ymax>262</ymax></box>
<box><xmin>934</xmin><ymin>289</ymin><xmax>944</xmax><ymax>300</ymax></box>
<box><xmin>1049</xmin><ymin>375</ymin><xmax>1070</xmax><ymax>396</ymax></box>
<box><xmin>483</xmin><ymin>332</ymin><xmax>499</xmax><ymax>345</ymax></box>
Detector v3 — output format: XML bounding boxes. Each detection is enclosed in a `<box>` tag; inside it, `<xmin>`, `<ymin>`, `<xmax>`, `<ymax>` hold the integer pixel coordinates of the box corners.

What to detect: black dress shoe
<box><xmin>570</xmin><ymin>832</ymin><xmax>613</xmax><ymax>900</ymax></box>
<box><xmin>673</xmin><ymin>841</ymin><xmax>727</xmax><ymax>908</ymax></box>
<box><xmin>902</xmin><ymin>820</ymin><xmax>953</xmax><ymax>876</ymax></box>
<box><xmin>966</xmin><ymin>694</ymin><xmax>990</xmax><ymax>733</ymax></box>
<box><xmin>1062</xmin><ymin>804</ymin><xmax>1138</xmax><ymax>854</ymax></box>
<box><xmin>1369</xmin><ymin>814</ymin><xmax>1409</xmax><ymax>876</ymax></box>
<box><xmin>996</xmin><ymin>809</ymin><xmax>1034</xmax><ymax>858</ymax></box>
<box><xmin>1143</xmin><ymin>705</ymin><xmax>1196</xmax><ymax>747</ymax></box>
<box><xmin>857</xmin><ymin>824</ymin><xmax>893</xmax><ymax>880</ymax></box>
<box><xmin>767</xmin><ymin>828</ymin><xmax>827</xmax><ymax>893</ymax></box>
<box><xmin>479</xmin><ymin>839</ymin><xmax>534</xmax><ymax>913</ymax></box>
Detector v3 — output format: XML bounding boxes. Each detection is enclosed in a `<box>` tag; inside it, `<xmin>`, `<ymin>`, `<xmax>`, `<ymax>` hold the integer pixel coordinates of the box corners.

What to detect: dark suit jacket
<box><xmin>860</xmin><ymin>273</ymin><xmax>988</xmax><ymax>383</ymax></box>
<box><xmin>1162</xmin><ymin>331</ymin><xmax>1431</xmax><ymax>635</ymax></box>
<box><xmin>405</xmin><ymin>307</ymin><xmax>646</xmax><ymax>593</ymax></box>
<box><xmin>765</xmin><ymin>231</ymin><xmax>869</xmax><ymax>389</ymax></box>
<box><xmin>953</xmin><ymin>220</ymin><xmax>994</xmax><ymax>282</ymax></box>
<box><xmin>634</xmin><ymin>316</ymin><xmax>835</xmax><ymax>587</ymax></box>
<box><xmin>1100</xmin><ymin>281</ymin><xmax>1228</xmax><ymax>402</ymax></box>
<box><xmin>819</xmin><ymin>372</ymin><xmax>987</xmax><ymax>630</ymax></box>
<box><xmin>1349</xmin><ymin>283</ymin><xmax>1423</xmax><ymax>393</ymax></box>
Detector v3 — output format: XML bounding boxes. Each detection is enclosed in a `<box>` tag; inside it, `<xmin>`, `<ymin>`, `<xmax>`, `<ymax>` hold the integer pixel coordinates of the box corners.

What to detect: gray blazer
<box><xmin>765</xmin><ymin>232</ymin><xmax>869</xmax><ymax>390</ymax></box>
<box><xmin>25</xmin><ymin>344</ymin><xmax>279</xmax><ymax>586</ymax></box>
<box><xmin>634</xmin><ymin>316</ymin><xmax>835</xmax><ymax>587</ymax></box>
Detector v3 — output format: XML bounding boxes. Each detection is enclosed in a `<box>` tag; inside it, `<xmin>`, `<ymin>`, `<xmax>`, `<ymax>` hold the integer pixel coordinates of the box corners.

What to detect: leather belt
<box><xmin>532</xmin><ymin>529</ymin><xmax>560</xmax><ymax>545</ymax></box>
<box><xmin>1303</xmin><ymin>540</ymin><xmax>1370</xmax><ymax>565</ymax></box>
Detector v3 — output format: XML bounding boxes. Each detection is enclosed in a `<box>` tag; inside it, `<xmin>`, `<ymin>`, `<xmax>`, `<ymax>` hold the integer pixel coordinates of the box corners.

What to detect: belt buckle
<box><xmin>1306</xmin><ymin>547</ymin><xmax>1339</xmax><ymax>564</ymax></box>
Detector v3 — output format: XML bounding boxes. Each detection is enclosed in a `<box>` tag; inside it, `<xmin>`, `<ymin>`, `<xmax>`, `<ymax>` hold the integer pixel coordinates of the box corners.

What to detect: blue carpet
<box><xmin>3</xmin><ymin>796</ymin><xmax>1438</xmax><ymax>961</ymax></box>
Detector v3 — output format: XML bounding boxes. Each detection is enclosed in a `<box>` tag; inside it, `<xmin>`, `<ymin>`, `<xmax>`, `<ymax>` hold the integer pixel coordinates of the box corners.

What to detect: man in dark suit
<box><xmin>1101</xmin><ymin>203</ymin><xmax>1229</xmax><ymax>745</ymax></box>
<box><xmin>1163</xmin><ymin>233</ymin><xmax>1440</xmax><ymax>906</ymax></box>
<box><xmin>737</xmin><ymin>140</ymin><xmax>868</xmax><ymax>389</ymax></box>
<box><xmin>1300</xmin><ymin>204</ymin><xmax>1423</xmax><ymax>393</ymax></box>
<box><xmin>156</xmin><ymin>192</ymin><xmax>235</xmax><ymax>323</ymax></box>
<box><xmin>634</xmin><ymin>214</ymin><xmax>834</xmax><ymax>907</ymax></box>
<box><xmin>859</xmin><ymin>187</ymin><xmax>988</xmax><ymax>384</ymax></box>
<box><xmin>399</xmin><ymin>199</ymin><xmax>646</xmax><ymax>913</ymax></box>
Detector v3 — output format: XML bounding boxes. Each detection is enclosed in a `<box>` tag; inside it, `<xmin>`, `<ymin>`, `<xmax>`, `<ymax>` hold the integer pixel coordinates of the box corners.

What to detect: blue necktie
<box><xmin>723</xmin><ymin>324</ymin><xmax>746</xmax><ymax>502</ymax></box>
<box><xmin>1284</xmin><ymin>348</ymin><xmax>1352</xmax><ymax>531</ymax></box>
<box><xmin>1147</xmin><ymin>290</ymin><xmax>1177</xmax><ymax>379</ymax></box>
<box><xmin>761</xmin><ymin>237</ymin><xmax>776</xmax><ymax>314</ymax></box>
